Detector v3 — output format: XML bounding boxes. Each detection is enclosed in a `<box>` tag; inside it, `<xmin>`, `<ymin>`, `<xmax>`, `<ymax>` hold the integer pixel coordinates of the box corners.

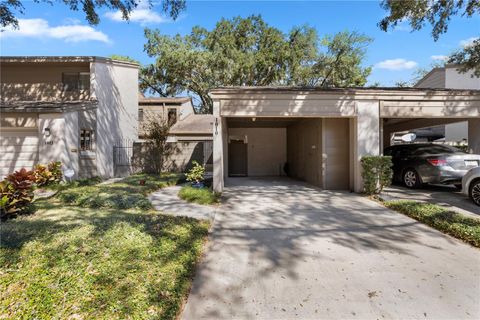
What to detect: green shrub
<box><xmin>34</xmin><ymin>161</ymin><xmax>63</xmax><ymax>187</ymax></box>
<box><xmin>361</xmin><ymin>155</ymin><xmax>393</xmax><ymax>195</ymax></box>
<box><xmin>185</xmin><ymin>161</ymin><xmax>205</xmax><ymax>183</ymax></box>
<box><xmin>178</xmin><ymin>186</ymin><xmax>220</xmax><ymax>205</ymax></box>
<box><xmin>1</xmin><ymin>168</ymin><xmax>36</xmax><ymax>218</ymax></box>
<box><xmin>47</xmin><ymin>161</ymin><xmax>63</xmax><ymax>183</ymax></box>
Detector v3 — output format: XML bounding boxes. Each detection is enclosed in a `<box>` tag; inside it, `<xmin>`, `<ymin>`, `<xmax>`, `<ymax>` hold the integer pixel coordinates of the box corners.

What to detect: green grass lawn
<box><xmin>384</xmin><ymin>200</ymin><xmax>480</xmax><ymax>247</ymax></box>
<box><xmin>178</xmin><ymin>185</ymin><xmax>220</xmax><ymax>205</ymax></box>
<box><xmin>0</xmin><ymin>174</ymin><xmax>209</xmax><ymax>319</ymax></box>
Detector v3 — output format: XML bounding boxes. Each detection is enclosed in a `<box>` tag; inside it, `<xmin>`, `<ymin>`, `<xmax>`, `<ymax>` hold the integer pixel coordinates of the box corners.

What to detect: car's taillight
<box><xmin>427</xmin><ymin>159</ymin><xmax>447</xmax><ymax>166</ymax></box>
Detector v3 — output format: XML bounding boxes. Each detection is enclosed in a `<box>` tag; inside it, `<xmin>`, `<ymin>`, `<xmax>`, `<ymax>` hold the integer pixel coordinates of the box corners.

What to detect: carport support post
<box><xmin>353</xmin><ymin>101</ymin><xmax>381</xmax><ymax>193</ymax></box>
<box><xmin>213</xmin><ymin>101</ymin><xmax>226</xmax><ymax>192</ymax></box>
<box><xmin>468</xmin><ymin>118</ymin><xmax>480</xmax><ymax>154</ymax></box>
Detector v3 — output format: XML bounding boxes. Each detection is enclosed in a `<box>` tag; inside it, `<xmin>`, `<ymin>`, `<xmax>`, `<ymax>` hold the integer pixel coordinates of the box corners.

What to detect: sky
<box><xmin>1</xmin><ymin>0</ymin><xmax>478</xmax><ymax>86</ymax></box>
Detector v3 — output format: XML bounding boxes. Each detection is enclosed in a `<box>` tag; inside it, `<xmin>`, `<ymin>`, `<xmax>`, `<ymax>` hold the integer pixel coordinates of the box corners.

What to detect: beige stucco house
<box><xmin>415</xmin><ymin>65</ymin><xmax>480</xmax><ymax>143</ymax></box>
<box><xmin>135</xmin><ymin>95</ymin><xmax>213</xmax><ymax>173</ymax></box>
<box><xmin>0</xmin><ymin>56</ymin><xmax>139</xmax><ymax>179</ymax></box>
<box><xmin>210</xmin><ymin>87</ymin><xmax>480</xmax><ymax>193</ymax></box>
<box><xmin>138</xmin><ymin>95</ymin><xmax>194</xmax><ymax>138</ymax></box>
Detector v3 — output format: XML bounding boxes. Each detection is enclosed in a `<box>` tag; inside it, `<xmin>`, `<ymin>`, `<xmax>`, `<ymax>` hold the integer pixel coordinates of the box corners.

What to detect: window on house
<box><xmin>168</xmin><ymin>108</ymin><xmax>177</xmax><ymax>125</ymax></box>
<box><xmin>63</xmin><ymin>72</ymin><xmax>90</xmax><ymax>91</ymax></box>
<box><xmin>80</xmin><ymin>129</ymin><xmax>94</xmax><ymax>151</ymax></box>
<box><xmin>138</xmin><ymin>108</ymin><xmax>144</xmax><ymax>122</ymax></box>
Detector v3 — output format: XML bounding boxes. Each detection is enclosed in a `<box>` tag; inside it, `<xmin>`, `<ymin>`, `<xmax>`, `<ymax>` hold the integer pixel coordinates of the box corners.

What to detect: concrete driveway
<box><xmin>382</xmin><ymin>184</ymin><xmax>480</xmax><ymax>219</ymax></box>
<box><xmin>182</xmin><ymin>177</ymin><xmax>480</xmax><ymax>320</ymax></box>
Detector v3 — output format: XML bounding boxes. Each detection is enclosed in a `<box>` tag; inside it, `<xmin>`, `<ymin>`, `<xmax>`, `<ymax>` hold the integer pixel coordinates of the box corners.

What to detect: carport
<box><xmin>210</xmin><ymin>87</ymin><xmax>480</xmax><ymax>193</ymax></box>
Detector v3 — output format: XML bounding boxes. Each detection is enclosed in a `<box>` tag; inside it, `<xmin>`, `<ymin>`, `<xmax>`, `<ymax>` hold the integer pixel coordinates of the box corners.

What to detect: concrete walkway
<box><xmin>182</xmin><ymin>177</ymin><xmax>480</xmax><ymax>320</ymax></box>
<box><xmin>148</xmin><ymin>185</ymin><xmax>217</xmax><ymax>221</ymax></box>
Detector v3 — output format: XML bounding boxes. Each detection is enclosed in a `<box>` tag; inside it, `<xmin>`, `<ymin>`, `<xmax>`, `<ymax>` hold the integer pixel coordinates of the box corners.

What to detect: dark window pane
<box><xmin>63</xmin><ymin>73</ymin><xmax>79</xmax><ymax>91</ymax></box>
<box><xmin>80</xmin><ymin>129</ymin><xmax>94</xmax><ymax>151</ymax></box>
<box><xmin>79</xmin><ymin>73</ymin><xmax>90</xmax><ymax>90</ymax></box>
<box><xmin>168</xmin><ymin>108</ymin><xmax>177</xmax><ymax>125</ymax></box>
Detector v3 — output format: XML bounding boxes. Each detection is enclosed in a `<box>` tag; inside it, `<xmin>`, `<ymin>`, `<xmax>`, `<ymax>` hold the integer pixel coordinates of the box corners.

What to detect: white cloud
<box><xmin>105</xmin><ymin>1</ymin><xmax>167</xmax><ymax>25</ymax></box>
<box><xmin>0</xmin><ymin>18</ymin><xmax>110</xmax><ymax>43</ymax></box>
<box><xmin>430</xmin><ymin>55</ymin><xmax>448</xmax><ymax>61</ymax></box>
<box><xmin>374</xmin><ymin>58</ymin><xmax>418</xmax><ymax>70</ymax></box>
<box><xmin>459</xmin><ymin>37</ymin><xmax>478</xmax><ymax>48</ymax></box>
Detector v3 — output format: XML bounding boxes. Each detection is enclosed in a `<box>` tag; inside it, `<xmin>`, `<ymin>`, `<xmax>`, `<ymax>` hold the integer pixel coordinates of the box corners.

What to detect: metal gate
<box><xmin>113</xmin><ymin>139</ymin><xmax>133</xmax><ymax>177</ymax></box>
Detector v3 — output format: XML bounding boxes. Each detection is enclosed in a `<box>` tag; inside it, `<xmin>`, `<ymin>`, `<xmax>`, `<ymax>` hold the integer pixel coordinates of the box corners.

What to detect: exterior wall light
<box><xmin>44</xmin><ymin>128</ymin><xmax>51</xmax><ymax>137</ymax></box>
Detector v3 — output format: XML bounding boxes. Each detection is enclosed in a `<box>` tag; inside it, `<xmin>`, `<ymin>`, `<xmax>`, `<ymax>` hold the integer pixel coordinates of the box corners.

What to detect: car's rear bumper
<box><xmin>418</xmin><ymin>167</ymin><xmax>467</xmax><ymax>185</ymax></box>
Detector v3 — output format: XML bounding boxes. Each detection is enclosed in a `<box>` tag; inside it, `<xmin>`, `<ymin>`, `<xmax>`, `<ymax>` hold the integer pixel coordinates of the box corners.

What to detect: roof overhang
<box><xmin>0</xmin><ymin>56</ymin><xmax>139</xmax><ymax>68</ymax></box>
<box><xmin>209</xmin><ymin>87</ymin><xmax>480</xmax><ymax>119</ymax></box>
<box><xmin>0</xmin><ymin>100</ymin><xmax>99</xmax><ymax>113</ymax></box>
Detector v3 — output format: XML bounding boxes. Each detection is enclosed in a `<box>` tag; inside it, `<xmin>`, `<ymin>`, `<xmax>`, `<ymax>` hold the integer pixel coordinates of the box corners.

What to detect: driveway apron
<box><xmin>182</xmin><ymin>177</ymin><xmax>480</xmax><ymax>319</ymax></box>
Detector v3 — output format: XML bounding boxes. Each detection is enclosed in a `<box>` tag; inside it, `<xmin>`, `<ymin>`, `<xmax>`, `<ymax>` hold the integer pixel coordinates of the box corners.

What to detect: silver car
<box><xmin>462</xmin><ymin>167</ymin><xmax>480</xmax><ymax>206</ymax></box>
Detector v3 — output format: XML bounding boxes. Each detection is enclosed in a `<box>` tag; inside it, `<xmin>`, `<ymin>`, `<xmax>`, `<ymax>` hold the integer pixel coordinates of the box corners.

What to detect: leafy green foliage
<box><xmin>108</xmin><ymin>54</ymin><xmax>140</xmax><ymax>64</ymax></box>
<box><xmin>0</xmin><ymin>181</ymin><xmax>20</xmax><ymax>217</ymax></box>
<box><xmin>178</xmin><ymin>186</ymin><xmax>220</xmax><ymax>205</ymax></box>
<box><xmin>448</xmin><ymin>39</ymin><xmax>480</xmax><ymax>77</ymax></box>
<box><xmin>384</xmin><ymin>200</ymin><xmax>480</xmax><ymax>247</ymax></box>
<box><xmin>47</xmin><ymin>161</ymin><xmax>63</xmax><ymax>183</ymax></box>
<box><xmin>1</xmin><ymin>168</ymin><xmax>36</xmax><ymax>218</ymax></box>
<box><xmin>185</xmin><ymin>161</ymin><xmax>205</xmax><ymax>183</ymax></box>
<box><xmin>34</xmin><ymin>161</ymin><xmax>63</xmax><ymax>187</ymax></box>
<box><xmin>379</xmin><ymin>0</ymin><xmax>480</xmax><ymax>76</ymax></box>
<box><xmin>142</xmin><ymin>15</ymin><xmax>372</xmax><ymax>112</ymax></box>
<box><xmin>361</xmin><ymin>156</ymin><xmax>393</xmax><ymax>195</ymax></box>
<box><xmin>1</xmin><ymin>0</ymin><xmax>186</xmax><ymax>29</ymax></box>
<box><xmin>137</xmin><ymin>117</ymin><xmax>178</xmax><ymax>173</ymax></box>
<box><xmin>57</xmin><ymin>173</ymin><xmax>180</xmax><ymax>210</ymax></box>
<box><xmin>0</xmin><ymin>175</ymin><xmax>209</xmax><ymax>319</ymax></box>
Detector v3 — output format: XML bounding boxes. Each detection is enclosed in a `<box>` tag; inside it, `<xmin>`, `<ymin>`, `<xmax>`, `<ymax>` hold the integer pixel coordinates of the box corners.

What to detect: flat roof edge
<box><xmin>209</xmin><ymin>86</ymin><xmax>480</xmax><ymax>95</ymax></box>
<box><xmin>0</xmin><ymin>56</ymin><xmax>139</xmax><ymax>67</ymax></box>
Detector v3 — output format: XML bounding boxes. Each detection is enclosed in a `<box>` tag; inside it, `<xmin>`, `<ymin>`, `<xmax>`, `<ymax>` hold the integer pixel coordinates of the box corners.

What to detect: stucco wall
<box><xmin>91</xmin><ymin>61</ymin><xmax>138</xmax><ymax>178</ymax></box>
<box><xmin>0</xmin><ymin>62</ymin><xmax>90</xmax><ymax>101</ymax></box>
<box><xmin>38</xmin><ymin>112</ymin><xmax>79</xmax><ymax>178</ymax></box>
<box><xmin>228</xmin><ymin>127</ymin><xmax>287</xmax><ymax>176</ymax></box>
<box><xmin>138</xmin><ymin>101</ymin><xmax>194</xmax><ymax>137</ymax></box>
<box><xmin>445</xmin><ymin>68</ymin><xmax>480</xmax><ymax>90</ymax></box>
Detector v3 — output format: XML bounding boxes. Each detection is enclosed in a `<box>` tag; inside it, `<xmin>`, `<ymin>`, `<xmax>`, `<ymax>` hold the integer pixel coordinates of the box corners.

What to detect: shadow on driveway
<box><xmin>182</xmin><ymin>177</ymin><xmax>480</xmax><ymax>320</ymax></box>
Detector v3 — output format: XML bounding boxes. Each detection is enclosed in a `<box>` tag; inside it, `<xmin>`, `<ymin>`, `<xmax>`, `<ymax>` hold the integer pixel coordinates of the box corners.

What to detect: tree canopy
<box><xmin>0</xmin><ymin>0</ymin><xmax>186</xmax><ymax>29</ymax></box>
<box><xmin>108</xmin><ymin>54</ymin><xmax>140</xmax><ymax>64</ymax></box>
<box><xmin>379</xmin><ymin>0</ymin><xmax>480</xmax><ymax>76</ymax></box>
<box><xmin>141</xmin><ymin>15</ymin><xmax>372</xmax><ymax>113</ymax></box>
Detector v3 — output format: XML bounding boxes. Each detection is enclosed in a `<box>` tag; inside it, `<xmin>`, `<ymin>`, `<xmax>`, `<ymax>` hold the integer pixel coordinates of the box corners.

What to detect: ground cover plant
<box><xmin>384</xmin><ymin>200</ymin><xmax>480</xmax><ymax>248</ymax></box>
<box><xmin>178</xmin><ymin>185</ymin><xmax>220</xmax><ymax>205</ymax></box>
<box><xmin>56</xmin><ymin>173</ymin><xmax>181</xmax><ymax>210</ymax></box>
<box><xmin>0</xmin><ymin>173</ymin><xmax>209</xmax><ymax>319</ymax></box>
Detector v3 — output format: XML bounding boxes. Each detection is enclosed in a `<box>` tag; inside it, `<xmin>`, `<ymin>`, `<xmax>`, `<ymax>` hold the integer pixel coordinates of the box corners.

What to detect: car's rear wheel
<box><xmin>403</xmin><ymin>169</ymin><xmax>421</xmax><ymax>189</ymax></box>
<box><xmin>469</xmin><ymin>179</ymin><xmax>480</xmax><ymax>206</ymax></box>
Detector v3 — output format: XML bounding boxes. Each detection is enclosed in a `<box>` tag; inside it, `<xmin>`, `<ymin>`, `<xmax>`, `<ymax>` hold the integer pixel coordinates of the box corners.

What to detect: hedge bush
<box><xmin>34</xmin><ymin>161</ymin><xmax>63</xmax><ymax>187</ymax></box>
<box><xmin>361</xmin><ymin>155</ymin><xmax>393</xmax><ymax>195</ymax></box>
<box><xmin>0</xmin><ymin>168</ymin><xmax>36</xmax><ymax>219</ymax></box>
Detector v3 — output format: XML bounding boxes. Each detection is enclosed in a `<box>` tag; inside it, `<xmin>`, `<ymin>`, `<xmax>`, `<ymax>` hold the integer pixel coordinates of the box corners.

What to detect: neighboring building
<box><xmin>209</xmin><ymin>87</ymin><xmax>480</xmax><ymax>193</ymax></box>
<box><xmin>138</xmin><ymin>96</ymin><xmax>194</xmax><ymax>138</ymax></box>
<box><xmin>168</xmin><ymin>114</ymin><xmax>214</xmax><ymax>172</ymax></box>
<box><xmin>414</xmin><ymin>65</ymin><xmax>480</xmax><ymax>142</ymax></box>
<box><xmin>135</xmin><ymin>96</ymin><xmax>213</xmax><ymax>173</ymax></box>
<box><xmin>0</xmin><ymin>56</ymin><xmax>139</xmax><ymax>179</ymax></box>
